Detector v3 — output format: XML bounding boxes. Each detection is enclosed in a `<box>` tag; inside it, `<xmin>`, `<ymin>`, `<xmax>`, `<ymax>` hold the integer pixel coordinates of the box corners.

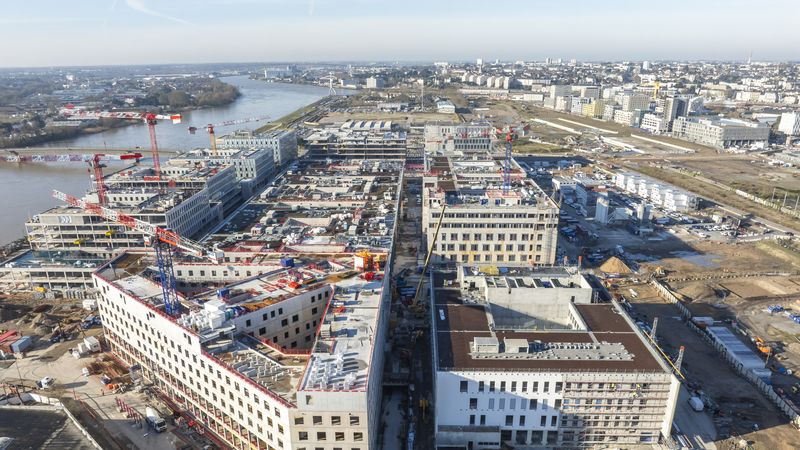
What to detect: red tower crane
<box><xmin>2</xmin><ymin>152</ymin><xmax>142</xmax><ymax>205</ymax></box>
<box><xmin>60</xmin><ymin>106</ymin><xmax>182</xmax><ymax>180</ymax></box>
<box><xmin>187</xmin><ymin>115</ymin><xmax>270</xmax><ymax>155</ymax></box>
<box><xmin>53</xmin><ymin>189</ymin><xmax>214</xmax><ymax>316</ymax></box>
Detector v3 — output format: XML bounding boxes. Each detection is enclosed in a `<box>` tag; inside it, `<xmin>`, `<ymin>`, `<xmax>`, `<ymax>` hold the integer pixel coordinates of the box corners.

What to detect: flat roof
<box><xmin>432</xmin><ymin>278</ymin><xmax>667</xmax><ymax>373</ymax></box>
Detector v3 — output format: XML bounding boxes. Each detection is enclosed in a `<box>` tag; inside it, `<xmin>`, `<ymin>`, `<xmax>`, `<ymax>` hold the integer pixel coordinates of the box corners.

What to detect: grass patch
<box><xmin>512</xmin><ymin>141</ymin><xmax>568</xmax><ymax>154</ymax></box>
<box><xmin>756</xmin><ymin>240</ymin><xmax>800</xmax><ymax>268</ymax></box>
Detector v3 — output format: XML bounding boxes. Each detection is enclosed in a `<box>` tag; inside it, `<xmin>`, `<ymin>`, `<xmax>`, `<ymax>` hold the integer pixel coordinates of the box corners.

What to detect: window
<box><xmin>533</xmin><ymin>381</ymin><xmax>538</xmax><ymax>392</ymax></box>
<box><xmin>505</xmin><ymin>415</ymin><xmax>513</xmax><ymax>426</ymax></box>
<box><xmin>480</xmin><ymin>415</ymin><xmax>486</xmax><ymax>425</ymax></box>
<box><xmin>294</xmin><ymin>417</ymin><xmax>304</xmax><ymax>425</ymax></box>
<box><xmin>529</xmin><ymin>399</ymin><xmax>537</xmax><ymax>410</ymax></box>
<box><xmin>350</xmin><ymin>416</ymin><xmax>360</xmax><ymax>426</ymax></box>
<box><xmin>353</xmin><ymin>432</ymin><xmax>363</xmax><ymax>441</ymax></box>
<box><xmin>489</xmin><ymin>381</ymin><xmax>495</xmax><ymax>392</ymax></box>
<box><xmin>555</xmin><ymin>382</ymin><xmax>563</xmax><ymax>393</ymax></box>
<box><xmin>317</xmin><ymin>432</ymin><xmax>326</xmax><ymax>441</ymax></box>
<box><xmin>500</xmin><ymin>381</ymin><xmax>506</xmax><ymax>392</ymax></box>
<box><xmin>544</xmin><ymin>382</ymin><xmax>550</xmax><ymax>392</ymax></box>
<box><xmin>469</xmin><ymin>415</ymin><xmax>475</xmax><ymax>425</ymax></box>
<box><xmin>313</xmin><ymin>416</ymin><xmax>323</xmax><ymax>425</ymax></box>
<box><xmin>478</xmin><ymin>381</ymin><xmax>484</xmax><ymax>392</ymax></box>
<box><xmin>519</xmin><ymin>415</ymin><xmax>526</xmax><ymax>426</ymax></box>
<box><xmin>555</xmin><ymin>399</ymin><xmax>562</xmax><ymax>408</ymax></box>
<box><xmin>298</xmin><ymin>432</ymin><xmax>308</xmax><ymax>441</ymax></box>
<box><xmin>331</xmin><ymin>416</ymin><xmax>341</xmax><ymax>425</ymax></box>
<box><xmin>335</xmin><ymin>432</ymin><xmax>345</xmax><ymax>442</ymax></box>
<box><xmin>522</xmin><ymin>381</ymin><xmax>528</xmax><ymax>392</ymax></box>
<box><xmin>551</xmin><ymin>416</ymin><xmax>558</xmax><ymax>427</ymax></box>
<box><xmin>469</xmin><ymin>398</ymin><xmax>477</xmax><ymax>409</ymax></box>
<box><xmin>460</xmin><ymin>381</ymin><xmax>468</xmax><ymax>393</ymax></box>
<box><xmin>488</xmin><ymin>398</ymin><xmax>495</xmax><ymax>410</ymax></box>
<box><xmin>511</xmin><ymin>381</ymin><xmax>517</xmax><ymax>392</ymax></box>
<box><xmin>540</xmin><ymin>416</ymin><xmax>547</xmax><ymax>426</ymax></box>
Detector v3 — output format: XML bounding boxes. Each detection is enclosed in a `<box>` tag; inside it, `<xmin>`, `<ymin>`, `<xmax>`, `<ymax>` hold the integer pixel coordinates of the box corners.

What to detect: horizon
<box><xmin>1</xmin><ymin>0</ymin><xmax>798</xmax><ymax>68</ymax></box>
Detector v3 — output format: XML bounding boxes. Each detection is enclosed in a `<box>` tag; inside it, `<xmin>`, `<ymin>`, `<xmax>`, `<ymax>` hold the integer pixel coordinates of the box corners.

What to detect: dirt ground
<box><xmin>319</xmin><ymin>111</ymin><xmax>457</xmax><ymax>125</ymax></box>
<box><xmin>674</xmin><ymin>157</ymin><xmax>800</xmax><ymax>199</ymax></box>
<box><xmin>629</xmin><ymin>294</ymin><xmax>800</xmax><ymax>450</ymax></box>
<box><xmin>636</xmin><ymin>240</ymin><xmax>798</xmax><ymax>276</ymax></box>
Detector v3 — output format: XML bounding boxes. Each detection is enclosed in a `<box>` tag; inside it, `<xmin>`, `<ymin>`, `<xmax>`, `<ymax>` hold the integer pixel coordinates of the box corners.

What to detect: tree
<box><xmin>167</xmin><ymin>91</ymin><xmax>192</xmax><ymax>108</ymax></box>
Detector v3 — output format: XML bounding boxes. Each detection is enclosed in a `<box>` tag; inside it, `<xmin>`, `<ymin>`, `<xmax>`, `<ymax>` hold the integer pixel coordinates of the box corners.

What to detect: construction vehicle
<box><xmin>53</xmin><ymin>190</ymin><xmax>215</xmax><ymax>317</ymax></box>
<box><xmin>59</xmin><ymin>106</ymin><xmax>182</xmax><ymax>181</ymax></box>
<box><xmin>187</xmin><ymin>115</ymin><xmax>270</xmax><ymax>155</ymax></box>
<box><xmin>754</xmin><ymin>336</ymin><xmax>772</xmax><ymax>355</ymax></box>
<box><xmin>2</xmin><ymin>152</ymin><xmax>142</xmax><ymax>206</ymax></box>
<box><xmin>145</xmin><ymin>407</ymin><xmax>167</xmax><ymax>432</ymax></box>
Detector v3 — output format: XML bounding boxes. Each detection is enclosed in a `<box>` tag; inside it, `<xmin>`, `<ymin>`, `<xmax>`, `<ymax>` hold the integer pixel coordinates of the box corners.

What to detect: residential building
<box><xmin>432</xmin><ymin>266</ymin><xmax>680</xmax><ymax>449</ymax></box>
<box><xmin>365</xmin><ymin>76</ymin><xmax>385</xmax><ymax>89</ymax></box>
<box><xmin>778</xmin><ymin>112</ymin><xmax>800</xmax><ymax>136</ymax></box>
<box><xmin>621</xmin><ymin>93</ymin><xmax>651</xmax><ymax>112</ymax></box>
<box><xmin>640</xmin><ymin>113</ymin><xmax>669</xmax><ymax>134</ymax></box>
<box><xmin>671</xmin><ymin>117</ymin><xmax>770</xmax><ymax>149</ymax></box>
<box><xmin>549</xmin><ymin>85</ymin><xmax>572</xmax><ymax>98</ymax></box>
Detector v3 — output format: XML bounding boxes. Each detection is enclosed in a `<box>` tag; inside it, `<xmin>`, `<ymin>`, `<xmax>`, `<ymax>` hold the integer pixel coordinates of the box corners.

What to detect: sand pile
<box><xmin>598</xmin><ymin>256</ymin><xmax>632</xmax><ymax>274</ymax></box>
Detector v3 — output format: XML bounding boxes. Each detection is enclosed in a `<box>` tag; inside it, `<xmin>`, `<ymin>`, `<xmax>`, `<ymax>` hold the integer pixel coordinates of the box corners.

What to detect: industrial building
<box><xmin>424</xmin><ymin>121</ymin><xmax>494</xmax><ymax>154</ymax></box>
<box><xmin>421</xmin><ymin>153</ymin><xmax>559</xmax><ymax>265</ymax></box>
<box><xmin>432</xmin><ymin>265</ymin><xmax>680</xmax><ymax>449</ymax></box>
<box><xmin>304</xmin><ymin>121</ymin><xmax>406</xmax><ymax>160</ymax></box>
<box><xmin>671</xmin><ymin>117</ymin><xmax>770</xmax><ymax>149</ymax></box>
<box><xmin>94</xmin><ymin>159</ymin><xmax>403</xmax><ymax>450</ymax></box>
<box><xmin>217</xmin><ymin>129</ymin><xmax>298</xmax><ymax>168</ymax></box>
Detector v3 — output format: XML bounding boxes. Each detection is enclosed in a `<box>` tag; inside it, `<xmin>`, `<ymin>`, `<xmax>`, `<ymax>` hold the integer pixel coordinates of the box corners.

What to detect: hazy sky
<box><xmin>1</xmin><ymin>0</ymin><xmax>797</xmax><ymax>67</ymax></box>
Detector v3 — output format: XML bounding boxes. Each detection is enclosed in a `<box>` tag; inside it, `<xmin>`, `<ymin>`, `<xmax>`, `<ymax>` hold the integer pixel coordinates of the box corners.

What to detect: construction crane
<box><xmin>2</xmin><ymin>153</ymin><xmax>142</xmax><ymax>205</ymax></box>
<box><xmin>502</xmin><ymin>132</ymin><xmax>512</xmax><ymax>194</ymax></box>
<box><xmin>53</xmin><ymin>189</ymin><xmax>213</xmax><ymax>316</ymax></box>
<box><xmin>59</xmin><ymin>106</ymin><xmax>182</xmax><ymax>181</ymax></box>
<box><xmin>187</xmin><ymin>115</ymin><xmax>271</xmax><ymax>155</ymax></box>
<box><xmin>411</xmin><ymin>203</ymin><xmax>446</xmax><ymax>309</ymax></box>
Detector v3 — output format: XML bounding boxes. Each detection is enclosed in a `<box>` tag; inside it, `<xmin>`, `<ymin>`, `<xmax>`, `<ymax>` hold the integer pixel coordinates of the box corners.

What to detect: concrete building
<box><xmin>305</xmin><ymin>121</ymin><xmax>406</xmax><ymax>160</ymax></box>
<box><xmin>424</xmin><ymin>121</ymin><xmax>493</xmax><ymax>154</ymax></box>
<box><xmin>365</xmin><ymin>76</ymin><xmax>385</xmax><ymax>89</ymax></box>
<box><xmin>171</xmin><ymin>148</ymin><xmax>276</xmax><ymax>194</ymax></box>
<box><xmin>432</xmin><ymin>266</ymin><xmax>680</xmax><ymax>449</ymax></box>
<box><xmin>549</xmin><ymin>85</ymin><xmax>572</xmax><ymax>98</ymax></box>
<box><xmin>621</xmin><ymin>94</ymin><xmax>651</xmax><ymax>112</ymax></box>
<box><xmin>778</xmin><ymin>112</ymin><xmax>800</xmax><ymax>136</ymax></box>
<box><xmin>612</xmin><ymin>109</ymin><xmax>645</xmax><ymax>127</ymax></box>
<box><xmin>640</xmin><ymin>113</ymin><xmax>669</xmax><ymax>134</ymax></box>
<box><xmin>422</xmin><ymin>154</ymin><xmax>559</xmax><ymax>265</ymax></box>
<box><xmin>217</xmin><ymin>130</ymin><xmax>298</xmax><ymax>168</ymax></box>
<box><xmin>672</xmin><ymin>117</ymin><xmax>770</xmax><ymax>149</ymax></box>
<box><xmin>436</xmin><ymin>100</ymin><xmax>457</xmax><ymax>114</ymax></box>
<box><xmin>94</xmin><ymin>159</ymin><xmax>403</xmax><ymax>450</ymax></box>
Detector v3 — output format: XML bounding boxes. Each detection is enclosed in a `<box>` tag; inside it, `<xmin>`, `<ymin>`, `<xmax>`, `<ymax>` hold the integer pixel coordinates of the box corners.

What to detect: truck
<box><xmin>145</xmin><ymin>407</ymin><xmax>167</xmax><ymax>433</ymax></box>
<box><xmin>688</xmin><ymin>396</ymin><xmax>704</xmax><ymax>412</ymax></box>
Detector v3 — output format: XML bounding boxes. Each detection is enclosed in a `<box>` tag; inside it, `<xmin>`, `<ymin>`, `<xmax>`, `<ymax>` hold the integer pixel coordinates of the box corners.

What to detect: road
<box><xmin>673</xmin><ymin>386</ymin><xmax>718</xmax><ymax>450</ymax></box>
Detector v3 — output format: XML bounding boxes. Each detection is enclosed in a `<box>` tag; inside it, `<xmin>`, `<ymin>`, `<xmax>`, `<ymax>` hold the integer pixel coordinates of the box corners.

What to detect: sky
<box><xmin>0</xmin><ymin>0</ymin><xmax>798</xmax><ymax>67</ymax></box>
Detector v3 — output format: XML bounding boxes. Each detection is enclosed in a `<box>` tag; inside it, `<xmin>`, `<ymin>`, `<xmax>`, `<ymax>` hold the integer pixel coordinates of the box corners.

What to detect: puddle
<box><xmin>669</xmin><ymin>251</ymin><xmax>720</xmax><ymax>268</ymax></box>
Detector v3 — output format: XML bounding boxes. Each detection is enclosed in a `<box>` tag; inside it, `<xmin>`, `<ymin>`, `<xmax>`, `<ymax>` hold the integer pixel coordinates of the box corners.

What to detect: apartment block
<box><xmin>424</xmin><ymin>121</ymin><xmax>494</xmax><ymax>154</ymax></box>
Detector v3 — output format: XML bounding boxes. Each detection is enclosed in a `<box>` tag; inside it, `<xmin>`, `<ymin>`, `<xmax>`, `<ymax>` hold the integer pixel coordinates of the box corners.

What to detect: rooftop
<box><xmin>432</xmin><ymin>268</ymin><xmax>668</xmax><ymax>373</ymax></box>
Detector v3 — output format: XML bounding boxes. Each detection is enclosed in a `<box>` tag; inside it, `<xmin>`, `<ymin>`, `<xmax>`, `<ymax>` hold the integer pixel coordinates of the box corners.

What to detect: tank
<box><xmin>688</xmin><ymin>396</ymin><xmax>704</xmax><ymax>412</ymax></box>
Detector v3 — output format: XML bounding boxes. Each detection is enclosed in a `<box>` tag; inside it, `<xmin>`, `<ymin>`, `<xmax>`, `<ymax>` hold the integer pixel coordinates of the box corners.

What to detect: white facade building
<box><xmin>217</xmin><ymin>130</ymin><xmax>298</xmax><ymax>168</ymax></box>
<box><xmin>778</xmin><ymin>112</ymin><xmax>800</xmax><ymax>136</ymax></box>
<box><xmin>432</xmin><ymin>266</ymin><xmax>680</xmax><ymax>449</ymax></box>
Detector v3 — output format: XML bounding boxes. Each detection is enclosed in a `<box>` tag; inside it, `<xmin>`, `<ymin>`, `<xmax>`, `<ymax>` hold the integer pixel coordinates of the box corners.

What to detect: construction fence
<box><xmin>650</xmin><ymin>279</ymin><xmax>800</xmax><ymax>423</ymax></box>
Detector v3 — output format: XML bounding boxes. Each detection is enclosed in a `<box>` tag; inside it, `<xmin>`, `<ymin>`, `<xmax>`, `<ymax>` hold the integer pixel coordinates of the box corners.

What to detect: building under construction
<box><xmin>432</xmin><ymin>265</ymin><xmax>680</xmax><ymax>449</ymax></box>
<box><xmin>421</xmin><ymin>153</ymin><xmax>560</xmax><ymax>265</ymax></box>
<box><xmin>94</xmin><ymin>159</ymin><xmax>403</xmax><ymax>450</ymax></box>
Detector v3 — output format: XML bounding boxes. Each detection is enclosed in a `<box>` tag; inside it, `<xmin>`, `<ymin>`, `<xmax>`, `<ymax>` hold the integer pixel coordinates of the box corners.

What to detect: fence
<box><xmin>650</xmin><ymin>279</ymin><xmax>800</xmax><ymax>424</ymax></box>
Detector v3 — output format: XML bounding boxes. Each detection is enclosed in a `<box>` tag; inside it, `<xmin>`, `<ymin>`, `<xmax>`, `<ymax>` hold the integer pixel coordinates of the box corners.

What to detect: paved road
<box><xmin>673</xmin><ymin>386</ymin><xmax>718</xmax><ymax>450</ymax></box>
<box><xmin>0</xmin><ymin>147</ymin><xmax>179</xmax><ymax>155</ymax></box>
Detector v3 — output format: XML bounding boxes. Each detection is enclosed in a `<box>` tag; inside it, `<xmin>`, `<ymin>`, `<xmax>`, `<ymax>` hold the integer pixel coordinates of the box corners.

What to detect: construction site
<box><xmin>1</xmin><ymin>83</ymin><xmax>800</xmax><ymax>450</ymax></box>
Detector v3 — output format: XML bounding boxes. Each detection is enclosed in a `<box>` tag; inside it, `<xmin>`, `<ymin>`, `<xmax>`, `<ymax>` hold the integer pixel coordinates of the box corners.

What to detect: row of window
<box><xmin>439</xmin><ymin>253</ymin><xmax>544</xmax><ymax>263</ymax></box>
<box><xmin>467</xmin><ymin>396</ymin><xmax>562</xmax><ymax>412</ymax></box>
<box><xmin>440</xmin><ymin>243</ymin><xmax>543</xmax><ymax>252</ymax></box>
<box><xmin>432</xmin><ymin>212</ymin><xmax>555</xmax><ymax>220</ymax></box>
<box><xmin>441</xmin><ymin>232</ymin><xmax>546</xmax><ymax>241</ymax></box>
<box><xmin>460</xmin><ymin>380</ymin><xmax>563</xmax><ymax>394</ymax></box>
<box><xmin>297</xmin><ymin>431</ymin><xmax>363</xmax><ymax>442</ymax></box>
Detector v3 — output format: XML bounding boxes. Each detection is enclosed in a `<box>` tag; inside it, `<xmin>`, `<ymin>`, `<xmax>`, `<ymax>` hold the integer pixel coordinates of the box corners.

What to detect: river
<box><xmin>0</xmin><ymin>76</ymin><xmax>331</xmax><ymax>245</ymax></box>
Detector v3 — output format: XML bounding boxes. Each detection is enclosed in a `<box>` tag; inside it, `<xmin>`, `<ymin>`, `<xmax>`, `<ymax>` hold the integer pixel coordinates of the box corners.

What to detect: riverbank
<box><xmin>0</xmin><ymin>80</ymin><xmax>241</xmax><ymax>150</ymax></box>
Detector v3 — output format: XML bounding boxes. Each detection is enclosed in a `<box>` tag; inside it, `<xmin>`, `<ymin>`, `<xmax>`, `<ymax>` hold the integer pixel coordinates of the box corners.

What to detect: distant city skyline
<box><xmin>0</xmin><ymin>0</ymin><xmax>798</xmax><ymax>68</ymax></box>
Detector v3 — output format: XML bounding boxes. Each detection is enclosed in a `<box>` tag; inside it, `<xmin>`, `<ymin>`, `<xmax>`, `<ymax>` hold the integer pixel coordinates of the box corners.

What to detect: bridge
<box><xmin>0</xmin><ymin>147</ymin><xmax>181</xmax><ymax>157</ymax></box>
